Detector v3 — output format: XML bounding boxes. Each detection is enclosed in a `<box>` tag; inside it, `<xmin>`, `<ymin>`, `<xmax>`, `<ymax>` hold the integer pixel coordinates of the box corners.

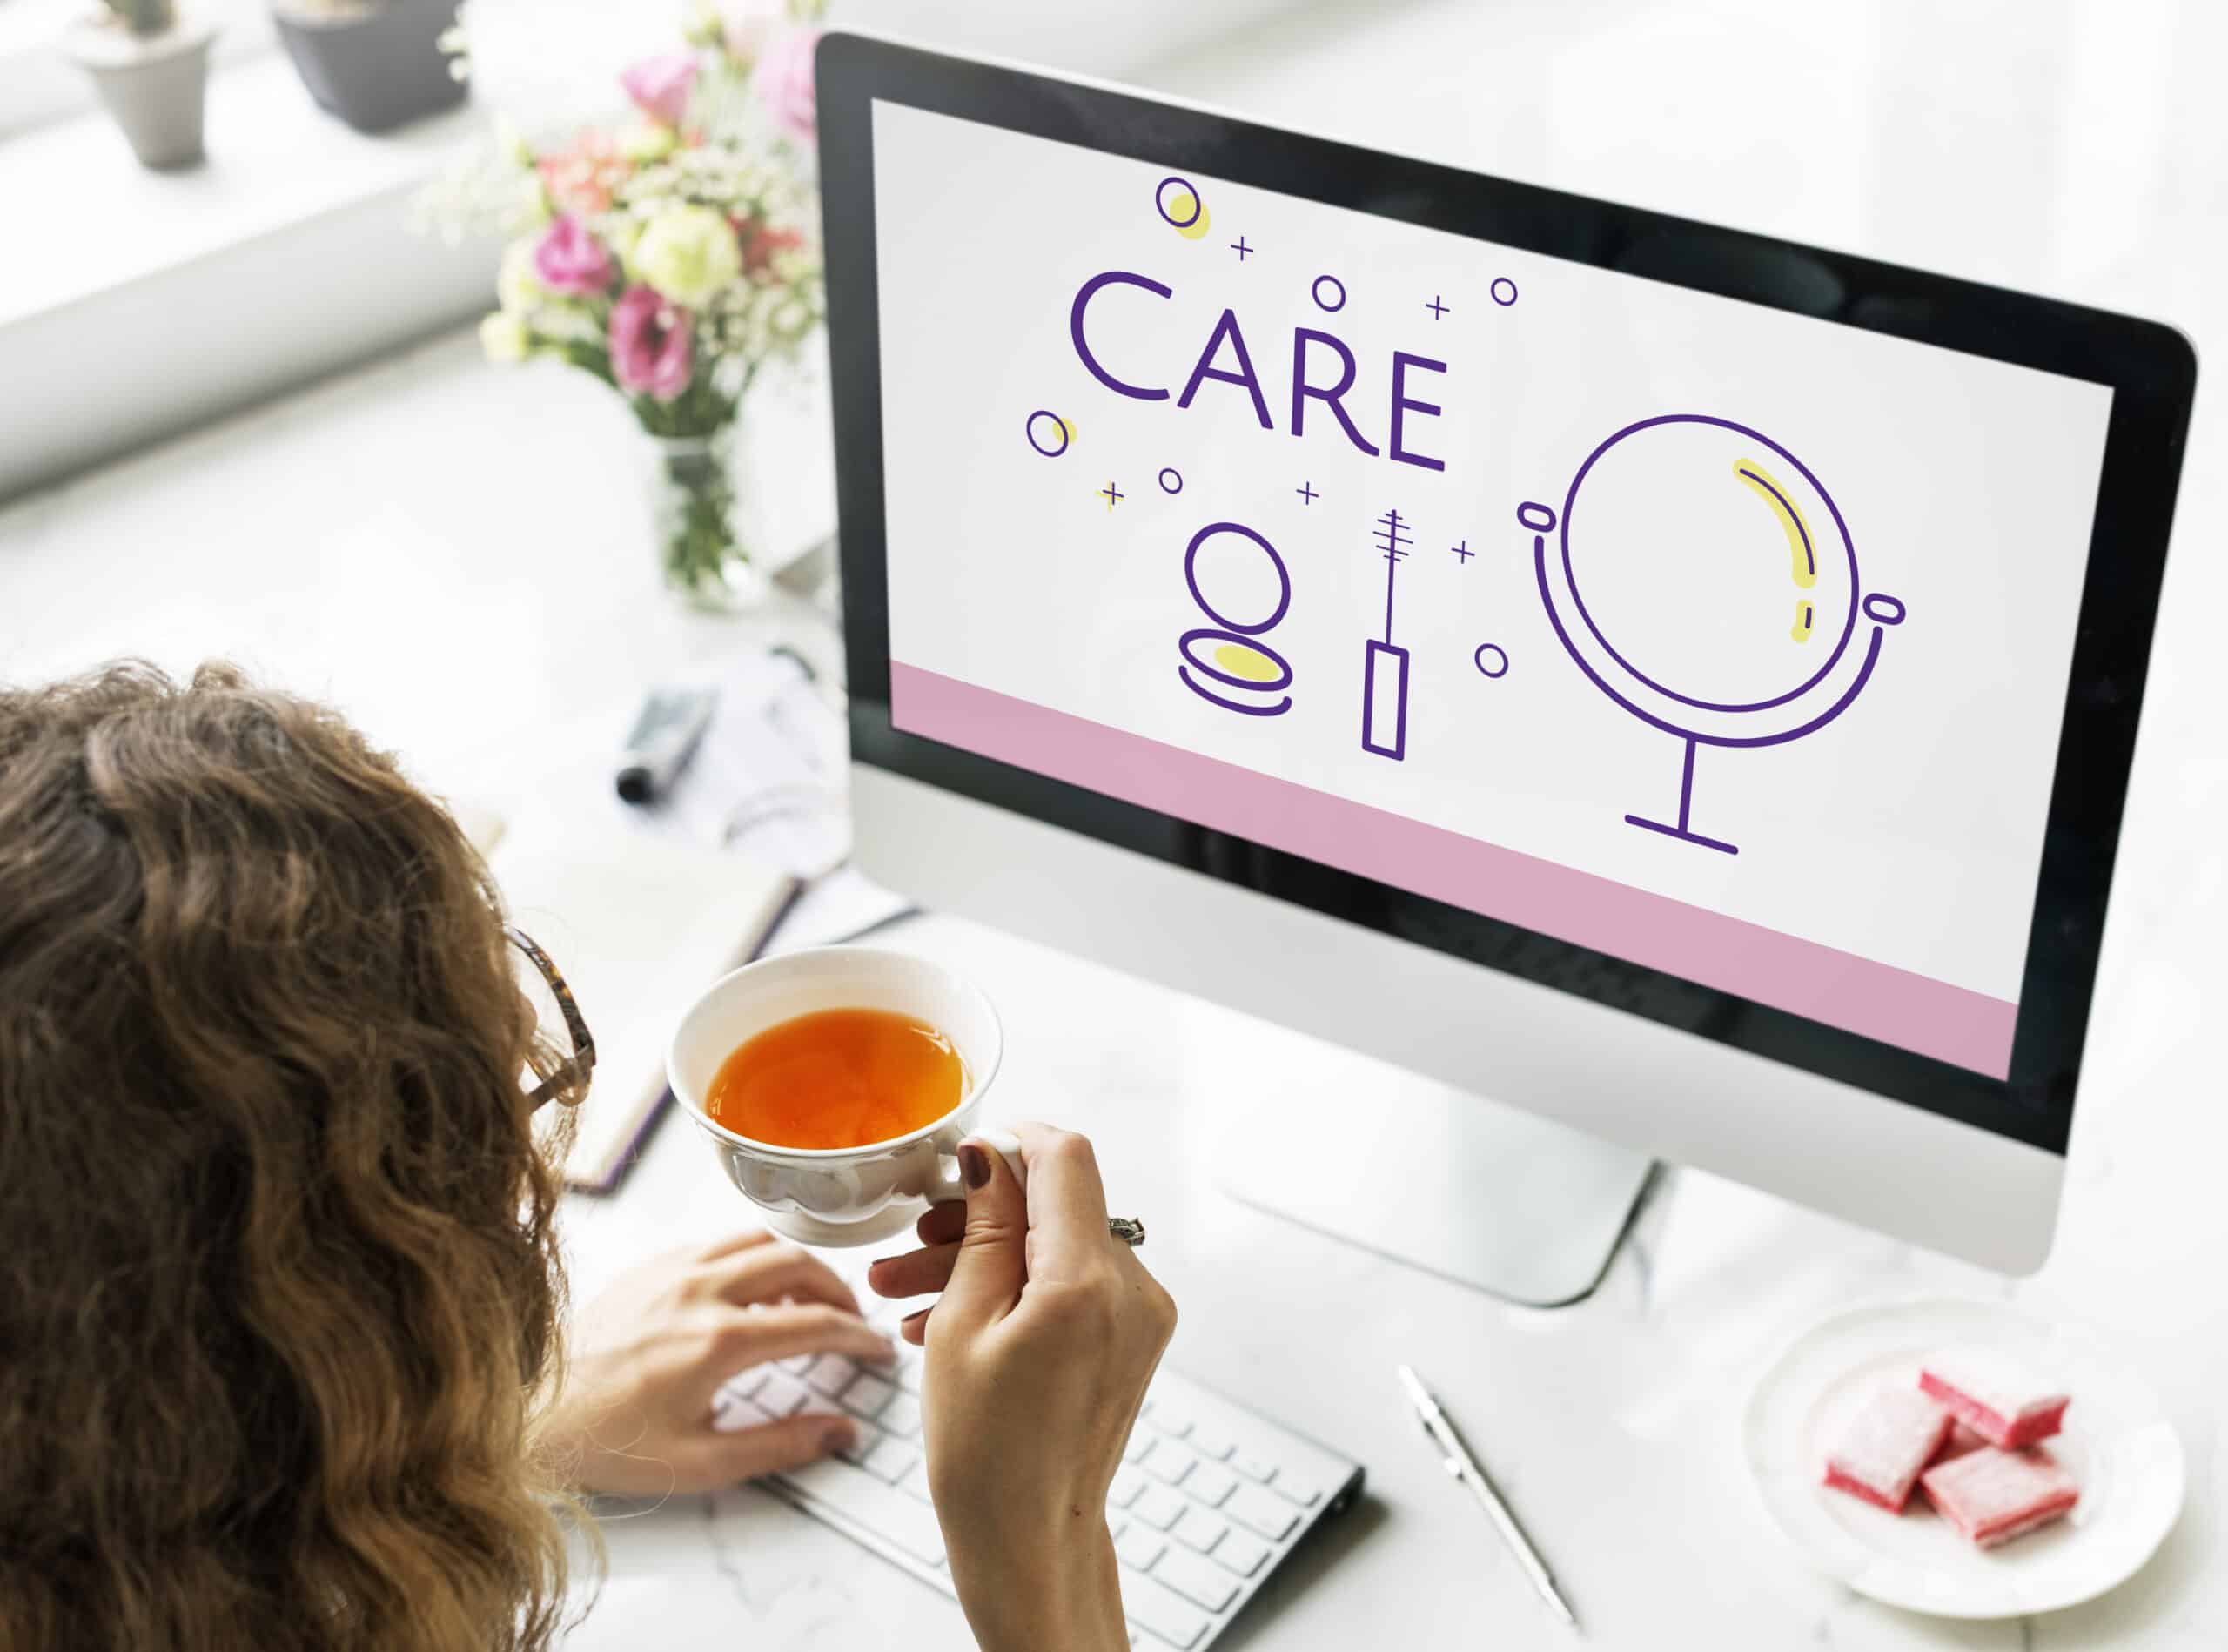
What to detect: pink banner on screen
<box><xmin>891</xmin><ymin>664</ymin><xmax>2018</xmax><ymax>1078</ymax></box>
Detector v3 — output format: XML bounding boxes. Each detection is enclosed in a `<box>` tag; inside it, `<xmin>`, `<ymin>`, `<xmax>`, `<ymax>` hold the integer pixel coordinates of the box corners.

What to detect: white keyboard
<box><xmin>711</xmin><ymin>1282</ymin><xmax>1363</xmax><ymax>1649</ymax></box>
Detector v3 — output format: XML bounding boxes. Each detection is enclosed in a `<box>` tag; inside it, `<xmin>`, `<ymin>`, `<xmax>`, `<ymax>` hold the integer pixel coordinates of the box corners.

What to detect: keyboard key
<box><xmin>1114</xmin><ymin>1525</ymin><xmax>1167</xmax><ymax>1572</ymax></box>
<box><xmin>1231</xmin><ymin>1451</ymin><xmax>1275</xmax><ymax>1482</ymax></box>
<box><xmin>1147</xmin><ymin>1411</ymin><xmax>1193</xmax><ymax>1439</ymax></box>
<box><xmin>804</xmin><ymin>1354</ymin><xmax>859</xmax><ymax>1399</ymax></box>
<box><xmin>836</xmin><ymin>1422</ymin><xmax>884</xmax><ymax>1467</ymax></box>
<box><xmin>797</xmin><ymin>1392</ymin><xmax>846</xmax><ymax>1421</ymax></box>
<box><xmin>1182</xmin><ymin>1461</ymin><xmax>1237</xmax><ymax>1508</ymax></box>
<box><xmin>1269</xmin><ymin>1474</ymin><xmax>1321</xmax><ymax>1508</ymax></box>
<box><xmin>890</xmin><ymin>1352</ymin><xmax>925</xmax><ymax>1395</ymax></box>
<box><xmin>1225</xmin><ymin>1484</ymin><xmax>1299</xmax><ymax>1541</ymax></box>
<box><xmin>879</xmin><ymin>1392</ymin><xmax>923</xmax><ymax>1438</ymax></box>
<box><xmin>725</xmin><ymin>1367</ymin><xmax>772</xmax><ymax>1401</ymax></box>
<box><xmin>1148</xmin><ymin>1545</ymin><xmax>1239</xmax><ymax>1613</ymax></box>
<box><xmin>1211</xmin><ymin>1529</ymin><xmax>1271</xmax><ymax>1577</ymax></box>
<box><xmin>1122</xmin><ymin>1575</ymin><xmax>1211</xmax><ymax>1649</ymax></box>
<box><xmin>862</xmin><ymin>1435</ymin><xmax>920</xmax><ymax>1485</ymax></box>
<box><xmin>712</xmin><ymin>1396</ymin><xmax>775</xmax><ymax>1434</ymax></box>
<box><xmin>1170</xmin><ymin>1507</ymin><xmax>1228</xmax><ymax>1555</ymax></box>
<box><xmin>1141</xmin><ymin>1446</ymin><xmax>1193</xmax><ymax>1488</ymax></box>
<box><xmin>1123</xmin><ymin>1431</ymin><xmax>1156</xmax><ymax>1465</ymax></box>
<box><xmin>896</xmin><ymin>1461</ymin><xmax>936</xmax><ymax>1505</ymax></box>
<box><xmin>778</xmin><ymin>1354</ymin><xmax>814</xmax><ymax>1373</ymax></box>
<box><xmin>1108</xmin><ymin>1514</ymin><xmax>1129</xmax><ymax>1541</ymax></box>
<box><xmin>756</xmin><ymin>1375</ymin><xmax>809</xmax><ymax>1417</ymax></box>
<box><xmin>1131</xmin><ymin>1484</ymin><xmax>1186</xmax><ymax>1531</ymax></box>
<box><xmin>842</xmin><ymin>1373</ymin><xmax>897</xmax><ymax>1420</ymax></box>
<box><xmin>1187</xmin><ymin>1425</ymin><xmax>1236</xmax><ymax>1461</ymax></box>
<box><xmin>1108</xmin><ymin>1466</ymin><xmax>1147</xmax><ymax>1509</ymax></box>
<box><xmin>782</xmin><ymin>1457</ymin><xmax>945</xmax><ymax>1566</ymax></box>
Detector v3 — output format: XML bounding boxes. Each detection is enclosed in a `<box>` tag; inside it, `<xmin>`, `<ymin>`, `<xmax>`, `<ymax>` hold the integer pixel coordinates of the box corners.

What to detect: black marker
<box><xmin>615</xmin><ymin>686</ymin><xmax>716</xmax><ymax>805</ymax></box>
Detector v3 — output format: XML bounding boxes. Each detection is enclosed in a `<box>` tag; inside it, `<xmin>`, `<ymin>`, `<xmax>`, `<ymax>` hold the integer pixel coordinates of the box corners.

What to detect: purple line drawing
<box><xmin>1451</xmin><ymin>538</ymin><xmax>1473</xmax><ymax>563</ymax></box>
<box><xmin>1099</xmin><ymin>480</ymin><xmax>1124</xmax><ymax>510</ymax></box>
<box><xmin>1311</xmin><ymin>274</ymin><xmax>1346</xmax><ymax>312</ymax></box>
<box><xmin>1473</xmin><ymin>643</ymin><xmax>1509</xmax><ymax>679</ymax></box>
<box><xmin>1530</xmin><ymin>414</ymin><xmax>1909</xmax><ymax>856</ymax></box>
<box><xmin>1231</xmin><ymin>236</ymin><xmax>1253</xmax><ymax>259</ymax></box>
<box><xmin>1426</xmin><ymin>294</ymin><xmax>1450</xmax><ymax>319</ymax></box>
<box><xmin>1178</xmin><ymin>520</ymin><xmax>1294</xmax><ymax>718</ymax></box>
<box><xmin>1296</xmin><ymin>480</ymin><xmax>1319</xmax><ymax>505</ymax></box>
<box><xmin>1024</xmin><ymin>409</ymin><xmax>1070</xmax><ymax>458</ymax></box>
<box><xmin>1156</xmin><ymin>176</ymin><xmax>1203</xmax><ymax>228</ymax></box>
<box><xmin>1158</xmin><ymin>467</ymin><xmax>1184</xmax><ymax>494</ymax></box>
<box><xmin>1490</xmin><ymin>277</ymin><xmax>1519</xmax><ymax>306</ymax></box>
<box><xmin>1361</xmin><ymin>507</ymin><xmax>1413</xmax><ymax>761</ymax></box>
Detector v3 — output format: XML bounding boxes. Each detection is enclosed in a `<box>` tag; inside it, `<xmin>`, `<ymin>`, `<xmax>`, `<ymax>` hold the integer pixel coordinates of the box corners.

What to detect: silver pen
<box><xmin>1397</xmin><ymin>1364</ymin><xmax>1579</xmax><ymax>1629</ymax></box>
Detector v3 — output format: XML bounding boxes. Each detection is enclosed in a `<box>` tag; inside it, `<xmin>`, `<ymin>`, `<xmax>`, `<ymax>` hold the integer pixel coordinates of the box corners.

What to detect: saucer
<box><xmin>1741</xmin><ymin>1297</ymin><xmax>2184</xmax><ymax>1617</ymax></box>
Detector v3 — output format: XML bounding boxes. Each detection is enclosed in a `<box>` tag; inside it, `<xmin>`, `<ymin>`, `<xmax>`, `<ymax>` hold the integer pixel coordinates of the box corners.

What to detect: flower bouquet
<box><xmin>445</xmin><ymin>3</ymin><xmax>826</xmax><ymax>609</ymax></box>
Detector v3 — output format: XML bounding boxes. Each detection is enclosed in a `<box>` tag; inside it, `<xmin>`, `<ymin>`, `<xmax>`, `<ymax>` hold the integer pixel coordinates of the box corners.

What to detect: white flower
<box><xmin>479</xmin><ymin>311</ymin><xmax>531</xmax><ymax>363</ymax></box>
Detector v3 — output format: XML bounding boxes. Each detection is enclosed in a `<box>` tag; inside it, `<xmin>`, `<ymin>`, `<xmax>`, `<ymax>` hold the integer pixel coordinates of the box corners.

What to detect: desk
<box><xmin>4</xmin><ymin>3</ymin><xmax>2225</xmax><ymax>1643</ymax></box>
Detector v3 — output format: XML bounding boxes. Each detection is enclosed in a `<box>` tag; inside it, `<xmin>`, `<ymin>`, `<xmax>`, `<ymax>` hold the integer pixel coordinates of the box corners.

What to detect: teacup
<box><xmin>668</xmin><ymin>945</ymin><xmax>1003</xmax><ymax>1247</ymax></box>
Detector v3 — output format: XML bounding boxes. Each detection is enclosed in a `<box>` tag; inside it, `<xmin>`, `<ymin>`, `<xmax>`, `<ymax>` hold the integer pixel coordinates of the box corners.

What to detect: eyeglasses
<box><xmin>507</xmin><ymin>926</ymin><xmax>596</xmax><ymax>1109</ymax></box>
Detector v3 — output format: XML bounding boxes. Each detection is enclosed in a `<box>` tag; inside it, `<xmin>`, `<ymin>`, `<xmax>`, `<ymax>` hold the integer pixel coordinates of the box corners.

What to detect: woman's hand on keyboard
<box><xmin>875</xmin><ymin>1124</ymin><xmax>1176</xmax><ymax>1652</ymax></box>
<box><xmin>539</xmin><ymin>1229</ymin><xmax>896</xmax><ymax>1495</ymax></box>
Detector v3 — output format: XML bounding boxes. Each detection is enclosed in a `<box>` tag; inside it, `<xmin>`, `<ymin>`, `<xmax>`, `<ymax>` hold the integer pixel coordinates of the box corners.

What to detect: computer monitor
<box><xmin>815</xmin><ymin>32</ymin><xmax>2194</xmax><ymax>1292</ymax></box>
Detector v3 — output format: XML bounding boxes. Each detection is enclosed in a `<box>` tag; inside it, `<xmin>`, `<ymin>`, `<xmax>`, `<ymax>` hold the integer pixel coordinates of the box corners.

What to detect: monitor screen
<box><xmin>869</xmin><ymin>98</ymin><xmax>2111</xmax><ymax>1086</ymax></box>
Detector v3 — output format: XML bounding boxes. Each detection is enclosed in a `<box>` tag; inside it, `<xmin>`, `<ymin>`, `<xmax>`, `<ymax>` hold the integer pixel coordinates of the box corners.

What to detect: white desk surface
<box><xmin>4</xmin><ymin>2</ymin><xmax>2225</xmax><ymax>1645</ymax></box>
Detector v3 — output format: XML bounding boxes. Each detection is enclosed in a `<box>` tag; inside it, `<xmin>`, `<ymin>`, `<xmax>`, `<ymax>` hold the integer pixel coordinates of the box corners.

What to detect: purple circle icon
<box><xmin>1024</xmin><ymin>409</ymin><xmax>1070</xmax><ymax>458</ymax></box>
<box><xmin>1473</xmin><ymin>643</ymin><xmax>1510</xmax><ymax>679</ymax></box>
<box><xmin>1156</xmin><ymin>176</ymin><xmax>1205</xmax><ymax>229</ymax></box>
<box><xmin>1561</xmin><ymin>416</ymin><xmax>1858</xmax><ymax>715</ymax></box>
<box><xmin>1534</xmin><ymin>413</ymin><xmax>1909</xmax><ymax>856</ymax></box>
<box><xmin>1311</xmin><ymin>274</ymin><xmax>1346</xmax><ymax>312</ymax></box>
<box><xmin>1184</xmin><ymin>520</ymin><xmax>1291</xmax><ymax>635</ymax></box>
<box><xmin>1158</xmin><ymin>467</ymin><xmax>1184</xmax><ymax>494</ymax></box>
<box><xmin>1490</xmin><ymin>277</ymin><xmax>1519</xmax><ymax>306</ymax></box>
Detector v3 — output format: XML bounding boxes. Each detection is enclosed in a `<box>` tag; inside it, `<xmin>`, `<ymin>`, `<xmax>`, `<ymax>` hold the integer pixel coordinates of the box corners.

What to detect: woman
<box><xmin>0</xmin><ymin>661</ymin><xmax>1174</xmax><ymax>1652</ymax></box>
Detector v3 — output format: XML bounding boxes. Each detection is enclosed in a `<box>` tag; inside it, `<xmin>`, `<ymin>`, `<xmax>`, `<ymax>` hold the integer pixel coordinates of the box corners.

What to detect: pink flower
<box><xmin>735</xmin><ymin>217</ymin><xmax>803</xmax><ymax>274</ymax></box>
<box><xmin>621</xmin><ymin>51</ymin><xmax>699</xmax><ymax>128</ymax></box>
<box><xmin>755</xmin><ymin>28</ymin><xmax>818</xmax><ymax>143</ymax></box>
<box><xmin>532</xmin><ymin>214</ymin><xmax>614</xmax><ymax>298</ymax></box>
<box><xmin>538</xmin><ymin>131</ymin><xmax>629</xmax><ymax>217</ymax></box>
<box><xmin>609</xmin><ymin>285</ymin><xmax>694</xmax><ymax>402</ymax></box>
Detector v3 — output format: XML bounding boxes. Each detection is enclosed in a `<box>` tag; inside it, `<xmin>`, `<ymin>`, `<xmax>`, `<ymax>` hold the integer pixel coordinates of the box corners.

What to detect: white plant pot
<box><xmin>64</xmin><ymin>16</ymin><xmax>218</xmax><ymax>171</ymax></box>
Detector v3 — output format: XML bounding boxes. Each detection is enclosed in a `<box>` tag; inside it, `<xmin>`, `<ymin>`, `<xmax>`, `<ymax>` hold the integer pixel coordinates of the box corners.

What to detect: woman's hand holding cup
<box><xmin>869</xmin><ymin>1124</ymin><xmax>1177</xmax><ymax>1652</ymax></box>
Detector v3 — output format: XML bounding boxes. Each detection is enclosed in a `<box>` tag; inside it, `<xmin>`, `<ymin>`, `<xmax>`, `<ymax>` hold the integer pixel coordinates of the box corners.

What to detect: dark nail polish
<box><xmin>959</xmin><ymin>1143</ymin><xmax>991</xmax><ymax>1191</ymax></box>
<box><xmin>868</xmin><ymin>1255</ymin><xmax>901</xmax><ymax>1271</ymax></box>
<box><xmin>902</xmin><ymin>1307</ymin><xmax>930</xmax><ymax>1332</ymax></box>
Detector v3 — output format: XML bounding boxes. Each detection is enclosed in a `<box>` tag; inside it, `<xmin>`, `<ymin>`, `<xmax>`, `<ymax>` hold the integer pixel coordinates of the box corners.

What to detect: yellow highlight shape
<box><xmin>1212</xmin><ymin>642</ymin><xmax>1283</xmax><ymax>682</ymax></box>
<box><xmin>1167</xmin><ymin>191</ymin><xmax>1213</xmax><ymax>240</ymax></box>
<box><xmin>1058</xmin><ymin>415</ymin><xmax>1076</xmax><ymax>445</ymax></box>
<box><xmin>1790</xmin><ymin>601</ymin><xmax>1814</xmax><ymax>643</ymax></box>
<box><xmin>1733</xmin><ymin>459</ymin><xmax>1818</xmax><ymax>592</ymax></box>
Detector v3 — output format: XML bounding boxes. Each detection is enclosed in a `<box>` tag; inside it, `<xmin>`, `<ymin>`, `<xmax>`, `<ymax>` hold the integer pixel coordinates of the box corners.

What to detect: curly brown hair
<box><xmin>0</xmin><ymin>662</ymin><xmax>583</xmax><ymax>1652</ymax></box>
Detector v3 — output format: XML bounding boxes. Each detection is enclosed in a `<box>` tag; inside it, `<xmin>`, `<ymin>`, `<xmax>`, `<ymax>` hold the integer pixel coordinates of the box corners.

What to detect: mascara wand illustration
<box><xmin>1361</xmin><ymin>507</ymin><xmax>1413</xmax><ymax>761</ymax></box>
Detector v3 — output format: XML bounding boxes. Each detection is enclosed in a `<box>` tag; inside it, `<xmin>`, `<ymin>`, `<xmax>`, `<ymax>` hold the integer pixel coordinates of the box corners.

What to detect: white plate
<box><xmin>1742</xmin><ymin>1297</ymin><xmax>2184</xmax><ymax>1618</ymax></box>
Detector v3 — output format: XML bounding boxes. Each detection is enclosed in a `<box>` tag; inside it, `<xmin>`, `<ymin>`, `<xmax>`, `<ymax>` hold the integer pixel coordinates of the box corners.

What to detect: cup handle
<box><xmin>927</xmin><ymin>1125</ymin><xmax>1027</xmax><ymax>1204</ymax></box>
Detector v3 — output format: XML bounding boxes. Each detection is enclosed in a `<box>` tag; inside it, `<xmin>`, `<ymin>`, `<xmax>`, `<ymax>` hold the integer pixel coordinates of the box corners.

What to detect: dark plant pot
<box><xmin>272</xmin><ymin>0</ymin><xmax>466</xmax><ymax>134</ymax></box>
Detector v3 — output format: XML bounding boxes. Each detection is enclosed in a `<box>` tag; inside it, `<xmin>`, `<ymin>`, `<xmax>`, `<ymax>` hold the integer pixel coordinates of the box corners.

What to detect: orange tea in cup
<box><xmin>704</xmin><ymin>1006</ymin><xmax>965</xmax><ymax>1150</ymax></box>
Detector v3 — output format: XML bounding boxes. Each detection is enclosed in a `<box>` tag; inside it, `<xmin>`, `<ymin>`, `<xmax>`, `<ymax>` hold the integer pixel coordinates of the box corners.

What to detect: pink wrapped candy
<box><xmin>1919</xmin><ymin>1347</ymin><xmax>2070</xmax><ymax>1449</ymax></box>
<box><xmin>1921</xmin><ymin>1446</ymin><xmax>2080</xmax><ymax>1548</ymax></box>
<box><xmin>1823</xmin><ymin>1387</ymin><xmax>1955</xmax><ymax>1513</ymax></box>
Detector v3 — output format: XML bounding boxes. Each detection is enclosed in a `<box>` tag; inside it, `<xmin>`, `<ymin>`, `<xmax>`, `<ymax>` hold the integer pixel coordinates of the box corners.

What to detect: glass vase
<box><xmin>643</xmin><ymin>431</ymin><xmax>769</xmax><ymax>613</ymax></box>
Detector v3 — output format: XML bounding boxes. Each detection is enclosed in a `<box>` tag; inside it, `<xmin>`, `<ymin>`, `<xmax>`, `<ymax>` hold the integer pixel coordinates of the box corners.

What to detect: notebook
<box><xmin>487</xmin><ymin>810</ymin><xmax>798</xmax><ymax>1192</ymax></box>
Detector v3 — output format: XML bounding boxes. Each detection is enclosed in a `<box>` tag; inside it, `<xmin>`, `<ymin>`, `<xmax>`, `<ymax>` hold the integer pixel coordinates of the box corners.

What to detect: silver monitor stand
<box><xmin>1218</xmin><ymin>1075</ymin><xmax>1654</xmax><ymax>1306</ymax></box>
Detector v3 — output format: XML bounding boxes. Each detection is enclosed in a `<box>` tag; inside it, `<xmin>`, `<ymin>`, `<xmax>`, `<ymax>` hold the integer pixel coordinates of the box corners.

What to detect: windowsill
<box><xmin>0</xmin><ymin>50</ymin><xmax>482</xmax><ymax>331</ymax></box>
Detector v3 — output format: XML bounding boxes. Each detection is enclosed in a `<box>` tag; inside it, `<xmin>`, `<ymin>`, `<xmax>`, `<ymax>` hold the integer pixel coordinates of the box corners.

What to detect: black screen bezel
<box><xmin>816</xmin><ymin>32</ymin><xmax>2196</xmax><ymax>1156</ymax></box>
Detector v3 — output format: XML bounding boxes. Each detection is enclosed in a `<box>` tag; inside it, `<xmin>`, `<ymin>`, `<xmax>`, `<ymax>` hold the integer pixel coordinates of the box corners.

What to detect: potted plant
<box><xmin>63</xmin><ymin>0</ymin><xmax>218</xmax><ymax>171</ymax></box>
<box><xmin>271</xmin><ymin>0</ymin><xmax>467</xmax><ymax>133</ymax></box>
